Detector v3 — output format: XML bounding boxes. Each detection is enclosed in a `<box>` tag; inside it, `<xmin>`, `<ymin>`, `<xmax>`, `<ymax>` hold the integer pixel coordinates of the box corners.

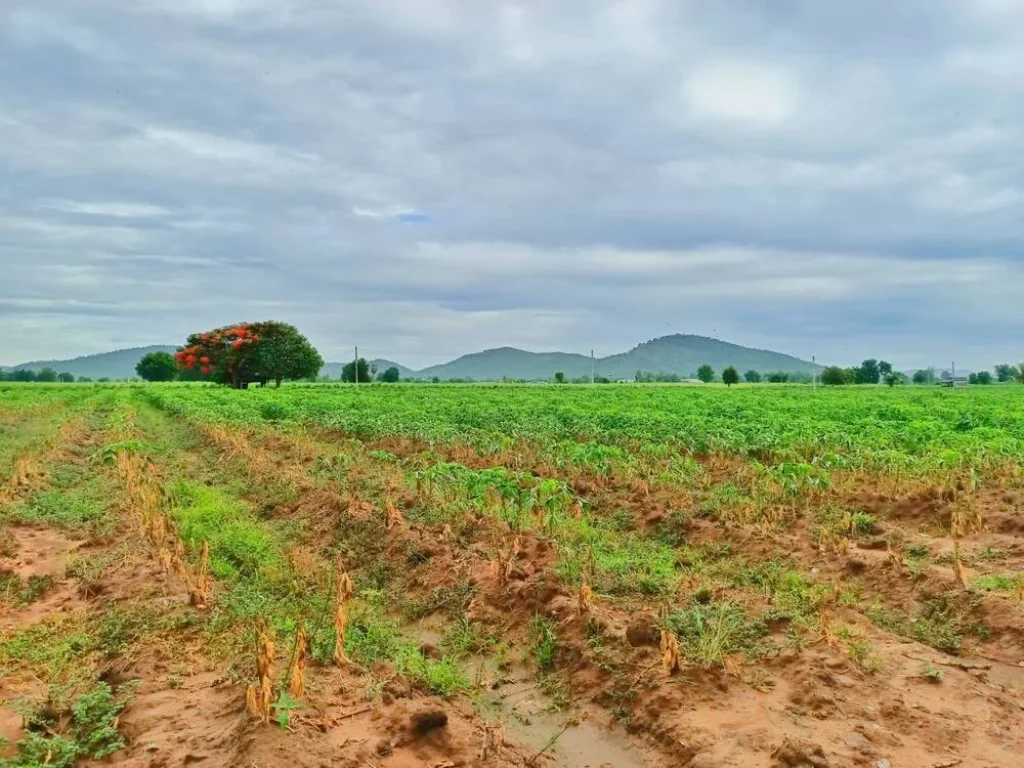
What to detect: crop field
<box><xmin>1</xmin><ymin>383</ymin><xmax>1022</xmax><ymax>767</ymax></box>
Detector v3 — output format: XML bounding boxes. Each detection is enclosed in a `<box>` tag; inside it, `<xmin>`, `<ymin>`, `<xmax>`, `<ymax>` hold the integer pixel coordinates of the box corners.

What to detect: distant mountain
<box><xmin>2</xmin><ymin>345</ymin><xmax>176</xmax><ymax>380</ymax></box>
<box><xmin>597</xmin><ymin>335</ymin><xmax>820</xmax><ymax>381</ymax></box>
<box><xmin>408</xmin><ymin>335</ymin><xmax>819</xmax><ymax>381</ymax></box>
<box><xmin>416</xmin><ymin>347</ymin><xmax>594</xmax><ymax>381</ymax></box>
<box><xmin>4</xmin><ymin>334</ymin><xmax>820</xmax><ymax>382</ymax></box>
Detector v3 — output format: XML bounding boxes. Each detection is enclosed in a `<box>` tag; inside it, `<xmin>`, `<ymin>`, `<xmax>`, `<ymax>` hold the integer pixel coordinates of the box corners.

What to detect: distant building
<box><xmin>936</xmin><ymin>377</ymin><xmax>969</xmax><ymax>387</ymax></box>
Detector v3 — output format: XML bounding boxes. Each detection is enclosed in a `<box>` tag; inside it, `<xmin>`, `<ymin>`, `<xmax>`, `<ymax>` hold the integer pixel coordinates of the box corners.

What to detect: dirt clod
<box><xmin>771</xmin><ymin>737</ymin><xmax>831</xmax><ymax>767</ymax></box>
<box><xmin>410</xmin><ymin>708</ymin><xmax>449</xmax><ymax>736</ymax></box>
<box><xmin>626</xmin><ymin>615</ymin><xmax>661</xmax><ymax>647</ymax></box>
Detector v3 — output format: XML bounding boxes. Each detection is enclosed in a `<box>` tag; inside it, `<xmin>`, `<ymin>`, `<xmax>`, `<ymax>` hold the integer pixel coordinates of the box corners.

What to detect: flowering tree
<box><xmin>175</xmin><ymin>321</ymin><xmax>323</xmax><ymax>389</ymax></box>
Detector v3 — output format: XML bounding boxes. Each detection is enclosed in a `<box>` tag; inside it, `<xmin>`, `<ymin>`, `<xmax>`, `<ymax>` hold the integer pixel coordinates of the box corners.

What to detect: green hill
<box><xmin>416</xmin><ymin>348</ymin><xmax>594</xmax><ymax>381</ymax></box>
<box><xmin>596</xmin><ymin>335</ymin><xmax>819</xmax><ymax>380</ymax></box>
<box><xmin>3</xmin><ymin>345</ymin><xmax>177</xmax><ymax>380</ymax></box>
<box><xmin>409</xmin><ymin>335</ymin><xmax>818</xmax><ymax>381</ymax></box>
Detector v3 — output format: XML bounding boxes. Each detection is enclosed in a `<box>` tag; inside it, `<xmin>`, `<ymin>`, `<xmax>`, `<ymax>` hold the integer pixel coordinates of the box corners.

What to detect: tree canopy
<box><xmin>995</xmin><ymin>364</ymin><xmax>1016</xmax><ymax>383</ymax></box>
<box><xmin>136</xmin><ymin>351</ymin><xmax>178</xmax><ymax>382</ymax></box>
<box><xmin>176</xmin><ymin>321</ymin><xmax>322</xmax><ymax>388</ymax></box>
<box><xmin>378</xmin><ymin>366</ymin><xmax>401</xmax><ymax>383</ymax></box>
<box><xmin>820</xmin><ymin>366</ymin><xmax>852</xmax><ymax>386</ymax></box>
<box><xmin>341</xmin><ymin>357</ymin><xmax>371</xmax><ymax>384</ymax></box>
<box><xmin>854</xmin><ymin>359</ymin><xmax>880</xmax><ymax>385</ymax></box>
<box><xmin>743</xmin><ymin>370</ymin><xmax>762</xmax><ymax>383</ymax></box>
<box><xmin>722</xmin><ymin>366</ymin><xmax>739</xmax><ymax>387</ymax></box>
<box><xmin>696</xmin><ymin>364</ymin><xmax>715</xmax><ymax>383</ymax></box>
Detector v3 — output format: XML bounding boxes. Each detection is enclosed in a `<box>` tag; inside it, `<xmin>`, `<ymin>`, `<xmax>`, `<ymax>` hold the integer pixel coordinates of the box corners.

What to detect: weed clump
<box><xmin>1</xmin><ymin>682</ymin><xmax>136</xmax><ymax>768</ymax></box>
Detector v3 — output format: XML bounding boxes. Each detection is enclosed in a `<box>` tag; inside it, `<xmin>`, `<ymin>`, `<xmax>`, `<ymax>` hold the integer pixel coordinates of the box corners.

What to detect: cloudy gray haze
<box><xmin>2</xmin><ymin>0</ymin><xmax>1023</xmax><ymax>369</ymax></box>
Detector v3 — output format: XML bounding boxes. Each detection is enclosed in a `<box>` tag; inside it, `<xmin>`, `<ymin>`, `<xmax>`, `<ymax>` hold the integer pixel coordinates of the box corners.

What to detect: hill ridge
<box><xmin>4</xmin><ymin>335</ymin><xmax>820</xmax><ymax>381</ymax></box>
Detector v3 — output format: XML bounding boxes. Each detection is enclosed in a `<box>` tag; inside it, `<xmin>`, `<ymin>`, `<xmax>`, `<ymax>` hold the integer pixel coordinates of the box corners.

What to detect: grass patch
<box><xmin>528</xmin><ymin>615</ymin><xmax>558</xmax><ymax>671</ymax></box>
<box><xmin>865</xmin><ymin>596</ymin><xmax>971</xmax><ymax>655</ymax></box>
<box><xmin>0</xmin><ymin>615</ymin><xmax>94</xmax><ymax>684</ymax></box>
<box><xmin>6</xmin><ymin>484</ymin><xmax>110</xmax><ymax>532</ymax></box>
<box><xmin>557</xmin><ymin>515</ymin><xmax>679</xmax><ymax>596</ymax></box>
<box><xmin>733</xmin><ymin>558</ymin><xmax>834</xmax><ymax>624</ymax></box>
<box><xmin>309</xmin><ymin>596</ymin><xmax>469</xmax><ymax>697</ymax></box>
<box><xmin>970</xmin><ymin>573</ymin><xmax>1023</xmax><ymax>595</ymax></box>
<box><xmin>666</xmin><ymin>601</ymin><xmax>769</xmax><ymax>666</ymax></box>
<box><xmin>166</xmin><ymin>480</ymin><xmax>283</xmax><ymax>580</ymax></box>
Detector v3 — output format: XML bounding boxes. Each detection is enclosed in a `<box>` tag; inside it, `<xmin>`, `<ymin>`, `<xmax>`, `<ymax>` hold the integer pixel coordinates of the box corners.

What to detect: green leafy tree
<box><xmin>177</xmin><ymin>321</ymin><xmax>323</xmax><ymax>388</ymax></box>
<box><xmin>1017</xmin><ymin>363</ymin><xmax>1024</xmax><ymax>385</ymax></box>
<box><xmin>995</xmin><ymin>363</ymin><xmax>1015</xmax><ymax>383</ymax></box>
<box><xmin>696</xmin><ymin>364</ymin><xmax>715</xmax><ymax>383</ymax></box>
<box><xmin>57</xmin><ymin>371</ymin><xmax>75</xmax><ymax>383</ymax></box>
<box><xmin>36</xmin><ymin>367</ymin><xmax>58</xmax><ymax>383</ymax></box>
<box><xmin>78</xmin><ymin>376</ymin><xmax>92</xmax><ymax>383</ymax></box>
<box><xmin>975</xmin><ymin>371</ymin><xmax>992</xmax><ymax>385</ymax></box>
<box><xmin>743</xmin><ymin>370</ymin><xmax>762</xmax><ymax>383</ymax></box>
<box><xmin>879</xmin><ymin>361</ymin><xmax>893</xmax><ymax>378</ymax></box>
<box><xmin>554</xmin><ymin>371</ymin><xmax>565</xmax><ymax>384</ymax></box>
<box><xmin>912</xmin><ymin>369</ymin><xmax>931</xmax><ymax>385</ymax></box>
<box><xmin>378</xmin><ymin>366</ymin><xmax>401</xmax><ymax>383</ymax></box>
<box><xmin>968</xmin><ymin>373</ymin><xmax>979</xmax><ymax>385</ymax></box>
<box><xmin>341</xmin><ymin>358</ymin><xmax>371</xmax><ymax>383</ymax></box>
<box><xmin>885</xmin><ymin>373</ymin><xmax>902</xmax><ymax>387</ymax></box>
<box><xmin>136</xmin><ymin>351</ymin><xmax>178</xmax><ymax>382</ymax></box>
<box><xmin>820</xmin><ymin>366</ymin><xmax>851</xmax><ymax>386</ymax></box>
<box><xmin>766</xmin><ymin>372</ymin><xmax>789</xmax><ymax>383</ymax></box>
<box><xmin>855</xmin><ymin>359</ymin><xmax>880</xmax><ymax>384</ymax></box>
<box><xmin>722</xmin><ymin>366</ymin><xmax>739</xmax><ymax>387</ymax></box>
<box><xmin>11</xmin><ymin>369</ymin><xmax>35</xmax><ymax>382</ymax></box>
<box><xmin>249</xmin><ymin>328</ymin><xmax>324</xmax><ymax>386</ymax></box>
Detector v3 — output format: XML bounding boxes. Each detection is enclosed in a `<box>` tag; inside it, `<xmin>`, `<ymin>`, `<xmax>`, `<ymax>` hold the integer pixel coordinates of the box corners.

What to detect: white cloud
<box><xmin>37</xmin><ymin>200</ymin><xmax>172</xmax><ymax>218</ymax></box>
<box><xmin>683</xmin><ymin>62</ymin><xmax>800</xmax><ymax>126</ymax></box>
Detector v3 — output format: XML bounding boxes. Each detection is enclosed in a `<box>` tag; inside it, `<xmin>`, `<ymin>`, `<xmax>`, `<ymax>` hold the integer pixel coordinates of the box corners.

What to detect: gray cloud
<box><xmin>1</xmin><ymin>0</ymin><xmax>1023</xmax><ymax>370</ymax></box>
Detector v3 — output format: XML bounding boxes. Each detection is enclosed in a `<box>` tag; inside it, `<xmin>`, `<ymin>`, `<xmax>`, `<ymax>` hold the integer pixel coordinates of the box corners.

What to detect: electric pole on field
<box><xmin>354</xmin><ymin>346</ymin><xmax>359</xmax><ymax>384</ymax></box>
<box><xmin>812</xmin><ymin>355</ymin><xmax>816</xmax><ymax>391</ymax></box>
<box><xmin>591</xmin><ymin>349</ymin><xmax>595</xmax><ymax>384</ymax></box>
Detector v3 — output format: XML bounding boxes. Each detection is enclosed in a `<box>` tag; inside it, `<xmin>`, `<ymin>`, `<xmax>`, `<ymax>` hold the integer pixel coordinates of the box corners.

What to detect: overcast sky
<box><xmin>2</xmin><ymin>1</ymin><xmax>1023</xmax><ymax>370</ymax></box>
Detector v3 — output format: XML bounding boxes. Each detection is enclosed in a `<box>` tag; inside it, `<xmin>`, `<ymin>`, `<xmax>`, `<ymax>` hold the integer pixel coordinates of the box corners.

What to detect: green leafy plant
<box><xmin>271</xmin><ymin>691</ymin><xmax>303</xmax><ymax>731</ymax></box>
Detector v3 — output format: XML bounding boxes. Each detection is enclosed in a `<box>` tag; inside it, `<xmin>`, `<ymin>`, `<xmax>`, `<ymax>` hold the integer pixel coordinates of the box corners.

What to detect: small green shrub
<box><xmin>0</xmin><ymin>682</ymin><xmax>136</xmax><ymax>767</ymax></box>
<box><xmin>528</xmin><ymin>615</ymin><xmax>558</xmax><ymax>671</ymax></box>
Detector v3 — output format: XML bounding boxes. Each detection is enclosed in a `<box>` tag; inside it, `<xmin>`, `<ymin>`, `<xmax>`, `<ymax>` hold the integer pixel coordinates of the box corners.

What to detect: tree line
<box><xmin>628</xmin><ymin>367</ymin><xmax>809</xmax><ymax>385</ymax></box>
<box><xmin>0</xmin><ymin>368</ymin><xmax>101</xmax><ymax>383</ymax></box>
<box><xmin>819</xmin><ymin>360</ymin><xmax>1024</xmax><ymax>386</ymax></box>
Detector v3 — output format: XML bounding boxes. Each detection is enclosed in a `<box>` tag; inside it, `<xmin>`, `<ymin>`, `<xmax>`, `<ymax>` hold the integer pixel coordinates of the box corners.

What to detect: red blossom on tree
<box><xmin>175</xmin><ymin>321</ymin><xmax>322</xmax><ymax>389</ymax></box>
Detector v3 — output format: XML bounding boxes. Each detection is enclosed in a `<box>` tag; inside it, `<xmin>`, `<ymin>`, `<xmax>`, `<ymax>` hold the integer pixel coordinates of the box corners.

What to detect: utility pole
<box><xmin>812</xmin><ymin>356</ymin><xmax>816</xmax><ymax>391</ymax></box>
<box><xmin>591</xmin><ymin>349</ymin><xmax>595</xmax><ymax>385</ymax></box>
<box><xmin>354</xmin><ymin>346</ymin><xmax>359</xmax><ymax>384</ymax></box>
